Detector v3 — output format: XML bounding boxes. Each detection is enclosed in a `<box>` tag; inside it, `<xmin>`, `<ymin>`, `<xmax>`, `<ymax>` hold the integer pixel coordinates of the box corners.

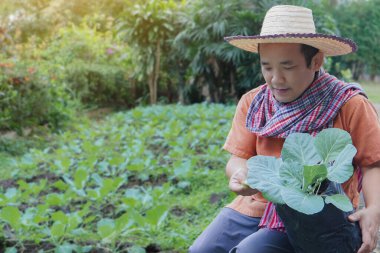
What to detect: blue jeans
<box><xmin>188</xmin><ymin>207</ymin><xmax>294</xmax><ymax>253</ymax></box>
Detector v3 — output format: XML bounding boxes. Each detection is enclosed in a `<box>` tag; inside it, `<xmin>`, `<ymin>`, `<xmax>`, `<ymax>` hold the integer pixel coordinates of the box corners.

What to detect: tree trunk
<box><xmin>177</xmin><ymin>61</ymin><xmax>186</xmax><ymax>104</ymax></box>
<box><xmin>230</xmin><ymin>69</ymin><xmax>236</xmax><ymax>99</ymax></box>
<box><xmin>208</xmin><ymin>57</ymin><xmax>221</xmax><ymax>103</ymax></box>
<box><xmin>149</xmin><ymin>40</ymin><xmax>161</xmax><ymax>104</ymax></box>
<box><xmin>148</xmin><ymin>72</ymin><xmax>155</xmax><ymax>104</ymax></box>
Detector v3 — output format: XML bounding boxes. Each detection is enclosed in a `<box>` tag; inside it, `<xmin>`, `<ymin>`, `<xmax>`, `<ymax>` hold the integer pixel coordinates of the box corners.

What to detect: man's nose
<box><xmin>271</xmin><ymin>71</ymin><xmax>285</xmax><ymax>84</ymax></box>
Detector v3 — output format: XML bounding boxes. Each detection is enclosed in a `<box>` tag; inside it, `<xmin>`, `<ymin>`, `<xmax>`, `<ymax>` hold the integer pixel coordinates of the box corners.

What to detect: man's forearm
<box><xmin>226</xmin><ymin>155</ymin><xmax>248</xmax><ymax>178</ymax></box>
<box><xmin>362</xmin><ymin>163</ymin><xmax>380</xmax><ymax>211</ymax></box>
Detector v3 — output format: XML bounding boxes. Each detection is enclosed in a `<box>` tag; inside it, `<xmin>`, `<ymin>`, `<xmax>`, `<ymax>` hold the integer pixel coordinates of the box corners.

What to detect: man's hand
<box><xmin>229</xmin><ymin>168</ymin><xmax>258</xmax><ymax>196</ymax></box>
<box><xmin>349</xmin><ymin>206</ymin><xmax>380</xmax><ymax>253</ymax></box>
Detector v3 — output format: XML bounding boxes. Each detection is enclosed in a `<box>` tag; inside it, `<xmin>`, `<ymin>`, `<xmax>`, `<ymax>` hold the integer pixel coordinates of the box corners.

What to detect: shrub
<box><xmin>64</xmin><ymin>60</ymin><xmax>133</xmax><ymax>107</ymax></box>
<box><xmin>0</xmin><ymin>60</ymin><xmax>77</xmax><ymax>133</ymax></box>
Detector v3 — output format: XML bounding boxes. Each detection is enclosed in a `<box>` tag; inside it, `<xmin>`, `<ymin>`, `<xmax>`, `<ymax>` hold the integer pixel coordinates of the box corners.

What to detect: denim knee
<box><xmin>188</xmin><ymin>243</ymin><xmax>217</xmax><ymax>253</ymax></box>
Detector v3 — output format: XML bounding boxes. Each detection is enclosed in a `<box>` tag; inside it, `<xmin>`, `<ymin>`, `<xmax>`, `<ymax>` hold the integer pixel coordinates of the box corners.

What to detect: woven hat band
<box><xmin>260</xmin><ymin>5</ymin><xmax>316</xmax><ymax>35</ymax></box>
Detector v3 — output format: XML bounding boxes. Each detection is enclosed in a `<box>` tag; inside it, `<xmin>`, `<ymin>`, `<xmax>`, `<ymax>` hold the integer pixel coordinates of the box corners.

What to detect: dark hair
<box><xmin>258</xmin><ymin>43</ymin><xmax>319</xmax><ymax>68</ymax></box>
<box><xmin>300</xmin><ymin>44</ymin><xmax>319</xmax><ymax>68</ymax></box>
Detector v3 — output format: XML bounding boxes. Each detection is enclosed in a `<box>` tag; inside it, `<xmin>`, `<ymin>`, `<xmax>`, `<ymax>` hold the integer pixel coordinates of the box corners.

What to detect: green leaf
<box><xmin>324</xmin><ymin>194</ymin><xmax>353</xmax><ymax>212</ymax></box>
<box><xmin>5</xmin><ymin>188</ymin><xmax>18</xmax><ymax>200</ymax></box>
<box><xmin>115</xmin><ymin>213</ymin><xmax>132</xmax><ymax>232</ymax></box>
<box><xmin>0</xmin><ymin>206</ymin><xmax>21</xmax><ymax>229</ymax></box>
<box><xmin>247</xmin><ymin>156</ymin><xmax>285</xmax><ymax>204</ymax></box>
<box><xmin>282</xmin><ymin>187</ymin><xmax>324</xmax><ymax>214</ymax></box>
<box><xmin>51</xmin><ymin>211</ymin><xmax>68</xmax><ymax>224</ymax></box>
<box><xmin>128</xmin><ymin>246</ymin><xmax>146</xmax><ymax>253</ymax></box>
<box><xmin>50</xmin><ymin>221</ymin><xmax>66</xmax><ymax>238</ymax></box>
<box><xmin>303</xmin><ymin>164</ymin><xmax>328</xmax><ymax>190</ymax></box>
<box><xmin>327</xmin><ymin>144</ymin><xmax>356</xmax><ymax>183</ymax></box>
<box><xmin>74</xmin><ymin>168</ymin><xmax>89</xmax><ymax>190</ymax></box>
<box><xmin>5</xmin><ymin>247</ymin><xmax>17</xmax><ymax>253</ymax></box>
<box><xmin>279</xmin><ymin>160</ymin><xmax>303</xmax><ymax>188</ymax></box>
<box><xmin>46</xmin><ymin>193</ymin><xmax>64</xmax><ymax>206</ymax></box>
<box><xmin>282</xmin><ymin>133</ymin><xmax>321</xmax><ymax>164</ymax></box>
<box><xmin>145</xmin><ymin>205</ymin><xmax>169</xmax><ymax>227</ymax></box>
<box><xmin>67</xmin><ymin>213</ymin><xmax>82</xmax><ymax>232</ymax></box>
<box><xmin>314</xmin><ymin>128</ymin><xmax>352</xmax><ymax>163</ymax></box>
<box><xmin>97</xmin><ymin>218</ymin><xmax>116</xmax><ymax>241</ymax></box>
<box><xmin>55</xmin><ymin>243</ymin><xmax>77</xmax><ymax>253</ymax></box>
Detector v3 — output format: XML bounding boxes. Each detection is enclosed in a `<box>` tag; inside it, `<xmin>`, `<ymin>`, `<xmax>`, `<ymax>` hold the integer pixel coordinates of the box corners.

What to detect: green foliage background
<box><xmin>0</xmin><ymin>0</ymin><xmax>379</xmax><ymax>131</ymax></box>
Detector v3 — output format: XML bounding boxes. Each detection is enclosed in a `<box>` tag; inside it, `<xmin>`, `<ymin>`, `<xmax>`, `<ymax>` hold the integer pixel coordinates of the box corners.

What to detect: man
<box><xmin>189</xmin><ymin>5</ymin><xmax>380</xmax><ymax>253</ymax></box>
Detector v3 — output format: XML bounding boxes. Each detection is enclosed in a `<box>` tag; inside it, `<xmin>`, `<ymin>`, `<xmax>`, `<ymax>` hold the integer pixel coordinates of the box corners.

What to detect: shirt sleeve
<box><xmin>223</xmin><ymin>90</ymin><xmax>259</xmax><ymax>159</ymax></box>
<box><xmin>340</xmin><ymin>95</ymin><xmax>380</xmax><ymax>168</ymax></box>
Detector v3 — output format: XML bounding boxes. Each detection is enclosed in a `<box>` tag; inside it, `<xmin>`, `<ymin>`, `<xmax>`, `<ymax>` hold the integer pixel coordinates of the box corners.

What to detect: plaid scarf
<box><xmin>246</xmin><ymin>70</ymin><xmax>366</xmax><ymax>138</ymax></box>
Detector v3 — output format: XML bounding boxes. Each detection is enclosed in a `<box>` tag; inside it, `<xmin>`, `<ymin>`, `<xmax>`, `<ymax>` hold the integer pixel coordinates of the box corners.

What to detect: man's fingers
<box><xmin>357</xmin><ymin>243</ymin><xmax>370</xmax><ymax>253</ymax></box>
<box><xmin>357</xmin><ymin>226</ymin><xmax>377</xmax><ymax>253</ymax></box>
<box><xmin>349</xmin><ymin>209</ymin><xmax>363</xmax><ymax>222</ymax></box>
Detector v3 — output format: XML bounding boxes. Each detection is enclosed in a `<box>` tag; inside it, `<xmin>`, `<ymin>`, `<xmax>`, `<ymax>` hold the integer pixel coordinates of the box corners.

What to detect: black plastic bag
<box><xmin>275</xmin><ymin>182</ymin><xmax>362</xmax><ymax>253</ymax></box>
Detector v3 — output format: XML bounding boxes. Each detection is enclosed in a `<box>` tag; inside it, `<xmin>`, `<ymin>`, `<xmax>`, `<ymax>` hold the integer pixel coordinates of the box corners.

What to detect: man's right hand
<box><xmin>229</xmin><ymin>167</ymin><xmax>258</xmax><ymax>196</ymax></box>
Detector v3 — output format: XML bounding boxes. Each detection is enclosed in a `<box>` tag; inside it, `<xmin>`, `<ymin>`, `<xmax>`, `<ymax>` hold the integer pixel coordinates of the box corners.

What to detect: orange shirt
<box><xmin>223</xmin><ymin>86</ymin><xmax>380</xmax><ymax>217</ymax></box>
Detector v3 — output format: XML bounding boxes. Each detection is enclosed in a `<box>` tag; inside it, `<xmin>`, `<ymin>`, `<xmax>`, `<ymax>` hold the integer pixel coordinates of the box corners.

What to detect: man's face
<box><xmin>259</xmin><ymin>43</ymin><xmax>320</xmax><ymax>103</ymax></box>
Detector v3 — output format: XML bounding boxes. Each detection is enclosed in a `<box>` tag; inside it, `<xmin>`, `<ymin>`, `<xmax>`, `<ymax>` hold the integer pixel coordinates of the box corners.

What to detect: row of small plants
<box><xmin>0</xmin><ymin>103</ymin><xmax>235</xmax><ymax>252</ymax></box>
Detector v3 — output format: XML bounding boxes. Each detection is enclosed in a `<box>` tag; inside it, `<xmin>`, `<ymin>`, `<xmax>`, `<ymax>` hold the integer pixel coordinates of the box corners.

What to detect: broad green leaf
<box><xmin>128</xmin><ymin>246</ymin><xmax>146</xmax><ymax>253</ymax></box>
<box><xmin>87</xmin><ymin>189</ymin><xmax>100</xmax><ymax>200</ymax></box>
<box><xmin>55</xmin><ymin>243</ymin><xmax>77</xmax><ymax>253</ymax></box>
<box><xmin>51</xmin><ymin>211</ymin><xmax>68</xmax><ymax>224</ymax></box>
<box><xmin>109</xmin><ymin>155</ymin><xmax>125</xmax><ymax>166</ymax></box>
<box><xmin>282</xmin><ymin>187</ymin><xmax>324</xmax><ymax>214</ymax></box>
<box><xmin>5</xmin><ymin>247</ymin><xmax>17</xmax><ymax>253</ymax></box>
<box><xmin>50</xmin><ymin>221</ymin><xmax>66</xmax><ymax>238</ymax></box>
<box><xmin>97</xmin><ymin>218</ymin><xmax>116</xmax><ymax>241</ymax></box>
<box><xmin>314</xmin><ymin>128</ymin><xmax>352</xmax><ymax>163</ymax></box>
<box><xmin>145</xmin><ymin>205</ymin><xmax>169</xmax><ymax>227</ymax></box>
<box><xmin>327</xmin><ymin>144</ymin><xmax>356</xmax><ymax>183</ymax></box>
<box><xmin>0</xmin><ymin>206</ymin><xmax>21</xmax><ymax>229</ymax></box>
<box><xmin>247</xmin><ymin>156</ymin><xmax>285</xmax><ymax>204</ymax></box>
<box><xmin>279</xmin><ymin>160</ymin><xmax>303</xmax><ymax>188</ymax></box>
<box><xmin>21</xmin><ymin>207</ymin><xmax>36</xmax><ymax>226</ymax></box>
<box><xmin>46</xmin><ymin>194</ymin><xmax>64</xmax><ymax>206</ymax></box>
<box><xmin>115</xmin><ymin>213</ymin><xmax>132</xmax><ymax>232</ymax></box>
<box><xmin>324</xmin><ymin>194</ymin><xmax>353</xmax><ymax>212</ymax></box>
<box><xmin>67</xmin><ymin>213</ymin><xmax>82</xmax><ymax>232</ymax></box>
<box><xmin>74</xmin><ymin>168</ymin><xmax>89</xmax><ymax>190</ymax></box>
<box><xmin>282</xmin><ymin>133</ymin><xmax>321</xmax><ymax>164</ymax></box>
<box><xmin>128</xmin><ymin>209</ymin><xmax>146</xmax><ymax>227</ymax></box>
<box><xmin>0</xmin><ymin>194</ymin><xmax>5</xmax><ymax>206</ymax></box>
<box><xmin>5</xmin><ymin>188</ymin><xmax>18</xmax><ymax>200</ymax></box>
<box><xmin>99</xmin><ymin>177</ymin><xmax>124</xmax><ymax>197</ymax></box>
<box><xmin>303</xmin><ymin>164</ymin><xmax>328</xmax><ymax>190</ymax></box>
<box><xmin>122</xmin><ymin>197</ymin><xmax>137</xmax><ymax>207</ymax></box>
<box><xmin>53</xmin><ymin>180</ymin><xmax>69</xmax><ymax>191</ymax></box>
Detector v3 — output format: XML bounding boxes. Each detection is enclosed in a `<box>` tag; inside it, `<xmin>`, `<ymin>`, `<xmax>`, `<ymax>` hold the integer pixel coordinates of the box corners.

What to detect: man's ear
<box><xmin>311</xmin><ymin>51</ymin><xmax>324</xmax><ymax>71</ymax></box>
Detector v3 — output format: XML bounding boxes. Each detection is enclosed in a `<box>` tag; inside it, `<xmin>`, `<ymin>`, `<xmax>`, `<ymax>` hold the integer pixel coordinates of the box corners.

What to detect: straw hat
<box><xmin>225</xmin><ymin>5</ymin><xmax>357</xmax><ymax>56</ymax></box>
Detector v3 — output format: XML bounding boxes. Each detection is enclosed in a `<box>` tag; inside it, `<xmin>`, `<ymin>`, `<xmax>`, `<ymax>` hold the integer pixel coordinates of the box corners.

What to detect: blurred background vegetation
<box><xmin>0</xmin><ymin>0</ymin><xmax>379</xmax><ymax>133</ymax></box>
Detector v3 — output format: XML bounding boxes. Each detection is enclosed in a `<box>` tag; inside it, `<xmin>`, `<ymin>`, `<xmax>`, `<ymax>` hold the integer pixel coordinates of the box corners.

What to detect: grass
<box><xmin>360</xmin><ymin>81</ymin><xmax>380</xmax><ymax>104</ymax></box>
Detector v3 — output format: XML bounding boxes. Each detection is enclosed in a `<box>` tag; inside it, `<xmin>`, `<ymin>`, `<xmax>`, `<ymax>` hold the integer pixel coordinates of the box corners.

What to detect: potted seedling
<box><xmin>247</xmin><ymin>128</ymin><xmax>362</xmax><ymax>253</ymax></box>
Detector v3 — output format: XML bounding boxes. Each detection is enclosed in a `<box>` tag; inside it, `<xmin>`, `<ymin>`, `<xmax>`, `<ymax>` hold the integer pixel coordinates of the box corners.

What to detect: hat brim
<box><xmin>224</xmin><ymin>33</ymin><xmax>357</xmax><ymax>56</ymax></box>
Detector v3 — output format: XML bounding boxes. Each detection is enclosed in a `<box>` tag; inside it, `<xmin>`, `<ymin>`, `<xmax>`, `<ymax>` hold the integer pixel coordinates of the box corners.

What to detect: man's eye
<box><xmin>284</xmin><ymin>66</ymin><xmax>295</xmax><ymax>70</ymax></box>
<box><xmin>264</xmin><ymin>68</ymin><xmax>272</xmax><ymax>71</ymax></box>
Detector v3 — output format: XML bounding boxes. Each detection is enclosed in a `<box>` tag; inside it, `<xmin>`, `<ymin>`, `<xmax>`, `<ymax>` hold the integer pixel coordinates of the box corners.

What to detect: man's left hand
<box><xmin>349</xmin><ymin>206</ymin><xmax>380</xmax><ymax>253</ymax></box>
